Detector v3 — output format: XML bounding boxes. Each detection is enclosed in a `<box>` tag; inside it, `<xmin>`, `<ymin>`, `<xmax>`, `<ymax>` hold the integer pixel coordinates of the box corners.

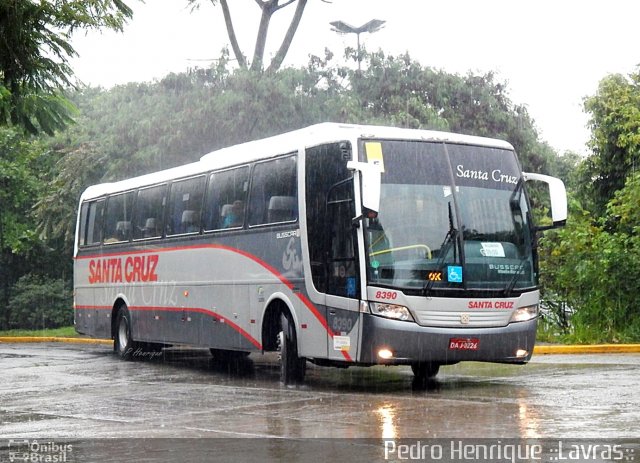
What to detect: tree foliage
<box><xmin>7</xmin><ymin>274</ymin><xmax>72</xmax><ymax>330</ymax></box>
<box><xmin>0</xmin><ymin>0</ymin><xmax>132</xmax><ymax>135</ymax></box>
<box><xmin>0</xmin><ymin>128</ymin><xmax>48</xmax><ymax>328</ymax></box>
<box><xmin>581</xmin><ymin>68</ymin><xmax>640</xmax><ymax>214</ymax></box>
<box><xmin>539</xmin><ymin>68</ymin><xmax>640</xmax><ymax>342</ymax></box>
<box><xmin>540</xmin><ymin>172</ymin><xmax>640</xmax><ymax>342</ymax></box>
<box><xmin>345</xmin><ymin>49</ymin><xmax>558</xmax><ymax>175</ymax></box>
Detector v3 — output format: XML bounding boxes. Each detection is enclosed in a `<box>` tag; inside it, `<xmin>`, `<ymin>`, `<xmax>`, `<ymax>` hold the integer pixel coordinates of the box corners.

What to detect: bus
<box><xmin>73</xmin><ymin>123</ymin><xmax>567</xmax><ymax>384</ymax></box>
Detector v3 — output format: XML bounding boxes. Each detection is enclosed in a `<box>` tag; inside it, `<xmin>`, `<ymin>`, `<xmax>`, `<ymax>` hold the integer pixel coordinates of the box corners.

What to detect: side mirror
<box><xmin>523</xmin><ymin>172</ymin><xmax>568</xmax><ymax>228</ymax></box>
<box><xmin>347</xmin><ymin>161</ymin><xmax>382</xmax><ymax>214</ymax></box>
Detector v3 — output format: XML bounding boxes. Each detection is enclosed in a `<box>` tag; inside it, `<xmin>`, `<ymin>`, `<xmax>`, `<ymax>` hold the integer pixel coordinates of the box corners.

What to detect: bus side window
<box><xmin>248</xmin><ymin>155</ymin><xmax>297</xmax><ymax>226</ymax></box>
<box><xmin>167</xmin><ymin>176</ymin><xmax>205</xmax><ymax>236</ymax></box>
<box><xmin>204</xmin><ymin>166</ymin><xmax>249</xmax><ymax>231</ymax></box>
<box><xmin>133</xmin><ymin>185</ymin><xmax>167</xmax><ymax>240</ymax></box>
<box><xmin>103</xmin><ymin>192</ymin><xmax>134</xmax><ymax>243</ymax></box>
<box><xmin>85</xmin><ymin>199</ymin><xmax>105</xmax><ymax>246</ymax></box>
<box><xmin>78</xmin><ymin>202</ymin><xmax>89</xmax><ymax>247</ymax></box>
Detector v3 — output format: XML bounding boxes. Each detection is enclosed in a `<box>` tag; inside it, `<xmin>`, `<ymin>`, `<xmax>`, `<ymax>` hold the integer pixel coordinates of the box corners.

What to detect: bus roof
<box><xmin>79</xmin><ymin>122</ymin><xmax>515</xmax><ymax>201</ymax></box>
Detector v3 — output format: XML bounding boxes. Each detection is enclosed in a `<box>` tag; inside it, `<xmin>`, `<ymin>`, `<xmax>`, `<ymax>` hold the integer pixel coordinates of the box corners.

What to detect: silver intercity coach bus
<box><xmin>73</xmin><ymin>123</ymin><xmax>567</xmax><ymax>384</ymax></box>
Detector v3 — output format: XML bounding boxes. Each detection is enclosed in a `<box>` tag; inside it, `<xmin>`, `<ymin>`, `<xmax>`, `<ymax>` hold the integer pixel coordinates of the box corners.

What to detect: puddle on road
<box><xmin>0</xmin><ymin>410</ymin><xmax>56</xmax><ymax>425</ymax></box>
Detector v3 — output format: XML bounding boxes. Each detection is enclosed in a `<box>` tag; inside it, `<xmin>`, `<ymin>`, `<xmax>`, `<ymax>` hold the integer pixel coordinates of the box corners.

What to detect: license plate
<box><xmin>449</xmin><ymin>338</ymin><xmax>479</xmax><ymax>350</ymax></box>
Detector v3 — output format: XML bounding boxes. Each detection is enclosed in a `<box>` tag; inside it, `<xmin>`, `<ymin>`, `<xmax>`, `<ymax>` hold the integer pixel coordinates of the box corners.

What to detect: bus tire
<box><xmin>278</xmin><ymin>312</ymin><xmax>306</xmax><ymax>384</ymax></box>
<box><xmin>411</xmin><ymin>362</ymin><xmax>440</xmax><ymax>381</ymax></box>
<box><xmin>114</xmin><ymin>305</ymin><xmax>137</xmax><ymax>360</ymax></box>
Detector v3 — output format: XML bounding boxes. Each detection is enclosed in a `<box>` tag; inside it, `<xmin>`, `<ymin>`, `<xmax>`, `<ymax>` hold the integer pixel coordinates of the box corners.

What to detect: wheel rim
<box><xmin>276</xmin><ymin>330</ymin><xmax>284</xmax><ymax>361</ymax></box>
<box><xmin>118</xmin><ymin>316</ymin><xmax>128</xmax><ymax>350</ymax></box>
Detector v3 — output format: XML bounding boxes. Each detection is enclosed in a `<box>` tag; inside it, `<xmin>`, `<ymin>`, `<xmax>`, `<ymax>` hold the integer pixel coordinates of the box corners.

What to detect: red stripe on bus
<box><xmin>76</xmin><ymin>244</ymin><xmax>354</xmax><ymax>362</ymax></box>
<box><xmin>76</xmin><ymin>304</ymin><xmax>263</xmax><ymax>350</ymax></box>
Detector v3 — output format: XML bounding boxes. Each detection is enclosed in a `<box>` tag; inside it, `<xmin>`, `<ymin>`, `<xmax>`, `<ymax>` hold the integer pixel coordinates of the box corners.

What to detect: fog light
<box><xmin>378</xmin><ymin>348</ymin><xmax>394</xmax><ymax>360</ymax></box>
<box><xmin>516</xmin><ymin>349</ymin><xmax>529</xmax><ymax>358</ymax></box>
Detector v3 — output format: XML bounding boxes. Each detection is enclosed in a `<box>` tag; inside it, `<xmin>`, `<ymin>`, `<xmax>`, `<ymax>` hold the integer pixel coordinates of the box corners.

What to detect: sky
<box><xmin>70</xmin><ymin>0</ymin><xmax>640</xmax><ymax>156</ymax></box>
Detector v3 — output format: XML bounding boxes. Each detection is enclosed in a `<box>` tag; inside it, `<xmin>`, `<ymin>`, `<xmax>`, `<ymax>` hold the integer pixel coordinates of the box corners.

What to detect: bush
<box><xmin>7</xmin><ymin>275</ymin><xmax>72</xmax><ymax>329</ymax></box>
<box><xmin>539</xmin><ymin>173</ymin><xmax>640</xmax><ymax>343</ymax></box>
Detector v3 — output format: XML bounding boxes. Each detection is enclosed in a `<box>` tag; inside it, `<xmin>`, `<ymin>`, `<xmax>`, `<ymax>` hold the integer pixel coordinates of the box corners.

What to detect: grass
<box><xmin>0</xmin><ymin>326</ymin><xmax>78</xmax><ymax>337</ymax></box>
<box><xmin>537</xmin><ymin>317</ymin><xmax>640</xmax><ymax>344</ymax></box>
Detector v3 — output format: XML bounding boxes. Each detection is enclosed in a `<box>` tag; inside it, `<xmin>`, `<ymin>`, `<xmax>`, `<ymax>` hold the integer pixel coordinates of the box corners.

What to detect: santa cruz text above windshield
<box><xmin>455</xmin><ymin>164</ymin><xmax>519</xmax><ymax>185</ymax></box>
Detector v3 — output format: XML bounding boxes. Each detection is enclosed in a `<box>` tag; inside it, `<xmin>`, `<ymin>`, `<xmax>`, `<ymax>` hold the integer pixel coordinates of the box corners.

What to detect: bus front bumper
<box><xmin>359</xmin><ymin>313</ymin><xmax>537</xmax><ymax>365</ymax></box>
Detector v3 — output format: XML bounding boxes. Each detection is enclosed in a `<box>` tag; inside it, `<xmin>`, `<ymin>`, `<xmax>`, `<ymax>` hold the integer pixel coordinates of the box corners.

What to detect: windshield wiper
<box><xmin>422</xmin><ymin>202</ymin><xmax>458</xmax><ymax>296</ymax></box>
<box><xmin>503</xmin><ymin>255</ymin><xmax>530</xmax><ymax>297</ymax></box>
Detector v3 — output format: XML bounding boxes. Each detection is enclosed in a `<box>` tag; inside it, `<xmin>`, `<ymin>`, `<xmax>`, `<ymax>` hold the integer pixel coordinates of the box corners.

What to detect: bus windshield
<box><xmin>362</xmin><ymin>140</ymin><xmax>534</xmax><ymax>293</ymax></box>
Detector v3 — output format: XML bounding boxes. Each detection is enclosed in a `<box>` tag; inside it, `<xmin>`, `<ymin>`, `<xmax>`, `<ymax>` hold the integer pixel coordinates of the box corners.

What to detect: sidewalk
<box><xmin>533</xmin><ymin>343</ymin><xmax>640</xmax><ymax>354</ymax></box>
<box><xmin>0</xmin><ymin>336</ymin><xmax>111</xmax><ymax>345</ymax></box>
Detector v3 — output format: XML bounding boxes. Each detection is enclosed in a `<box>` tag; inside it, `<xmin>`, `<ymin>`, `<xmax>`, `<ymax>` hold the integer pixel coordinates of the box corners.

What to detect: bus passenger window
<box><xmin>204</xmin><ymin>166</ymin><xmax>249</xmax><ymax>231</ymax></box>
<box><xmin>133</xmin><ymin>185</ymin><xmax>167</xmax><ymax>240</ymax></box>
<box><xmin>85</xmin><ymin>200</ymin><xmax>105</xmax><ymax>246</ymax></box>
<box><xmin>249</xmin><ymin>155</ymin><xmax>297</xmax><ymax>226</ymax></box>
<box><xmin>78</xmin><ymin>202</ymin><xmax>89</xmax><ymax>247</ymax></box>
<box><xmin>103</xmin><ymin>192</ymin><xmax>134</xmax><ymax>244</ymax></box>
<box><xmin>167</xmin><ymin>176</ymin><xmax>205</xmax><ymax>236</ymax></box>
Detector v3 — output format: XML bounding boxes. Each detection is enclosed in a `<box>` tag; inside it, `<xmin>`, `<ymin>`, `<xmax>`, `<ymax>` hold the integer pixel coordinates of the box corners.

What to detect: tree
<box><xmin>582</xmin><ymin>68</ymin><xmax>640</xmax><ymax>214</ymax></box>
<box><xmin>0</xmin><ymin>0</ymin><xmax>132</xmax><ymax>135</ymax></box>
<box><xmin>188</xmin><ymin>0</ymin><xmax>318</xmax><ymax>73</ymax></box>
<box><xmin>539</xmin><ymin>68</ymin><xmax>640</xmax><ymax>342</ymax></box>
<box><xmin>39</xmin><ymin>50</ymin><xmax>567</xmax><ymax>259</ymax></box>
<box><xmin>344</xmin><ymin>50</ymin><xmax>558</xmax><ymax>176</ymax></box>
<box><xmin>0</xmin><ymin>128</ymin><xmax>43</xmax><ymax>328</ymax></box>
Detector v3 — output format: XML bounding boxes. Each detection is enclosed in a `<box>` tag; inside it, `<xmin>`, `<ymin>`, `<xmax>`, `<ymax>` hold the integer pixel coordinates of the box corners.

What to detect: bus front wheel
<box><xmin>411</xmin><ymin>362</ymin><xmax>440</xmax><ymax>381</ymax></box>
<box><xmin>278</xmin><ymin>313</ymin><xmax>306</xmax><ymax>384</ymax></box>
<box><xmin>114</xmin><ymin>306</ymin><xmax>137</xmax><ymax>360</ymax></box>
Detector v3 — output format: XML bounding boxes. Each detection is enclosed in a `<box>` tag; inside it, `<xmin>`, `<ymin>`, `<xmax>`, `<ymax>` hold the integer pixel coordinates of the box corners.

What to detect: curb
<box><xmin>1</xmin><ymin>337</ymin><xmax>639</xmax><ymax>353</ymax></box>
<box><xmin>534</xmin><ymin>344</ymin><xmax>640</xmax><ymax>354</ymax></box>
<box><xmin>0</xmin><ymin>336</ymin><xmax>112</xmax><ymax>345</ymax></box>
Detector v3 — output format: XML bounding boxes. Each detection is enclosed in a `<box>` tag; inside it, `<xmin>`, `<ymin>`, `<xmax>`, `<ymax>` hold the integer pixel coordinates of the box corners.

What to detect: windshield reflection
<box><xmin>362</xmin><ymin>140</ymin><xmax>534</xmax><ymax>293</ymax></box>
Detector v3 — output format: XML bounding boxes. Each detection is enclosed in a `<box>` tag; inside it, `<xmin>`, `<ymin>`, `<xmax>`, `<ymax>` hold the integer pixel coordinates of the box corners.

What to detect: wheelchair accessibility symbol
<box><xmin>447</xmin><ymin>266</ymin><xmax>463</xmax><ymax>283</ymax></box>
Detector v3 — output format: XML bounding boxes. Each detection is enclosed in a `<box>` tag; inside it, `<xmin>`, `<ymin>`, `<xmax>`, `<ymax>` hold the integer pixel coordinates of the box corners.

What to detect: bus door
<box><xmin>324</xmin><ymin>164</ymin><xmax>361</xmax><ymax>361</ymax></box>
<box><xmin>305</xmin><ymin>142</ymin><xmax>362</xmax><ymax>362</ymax></box>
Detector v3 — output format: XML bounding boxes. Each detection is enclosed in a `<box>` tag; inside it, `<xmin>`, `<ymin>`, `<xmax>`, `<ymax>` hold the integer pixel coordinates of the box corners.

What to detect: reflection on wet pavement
<box><xmin>0</xmin><ymin>343</ymin><xmax>638</xmax><ymax>440</ymax></box>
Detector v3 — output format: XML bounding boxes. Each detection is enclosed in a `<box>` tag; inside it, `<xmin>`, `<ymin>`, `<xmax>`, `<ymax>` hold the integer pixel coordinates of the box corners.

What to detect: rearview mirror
<box><xmin>523</xmin><ymin>172</ymin><xmax>568</xmax><ymax>228</ymax></box>
<box><xmin>347</xmin><ymin>161</ymin><xmax>382</xmax><ymax>214</ymax></box>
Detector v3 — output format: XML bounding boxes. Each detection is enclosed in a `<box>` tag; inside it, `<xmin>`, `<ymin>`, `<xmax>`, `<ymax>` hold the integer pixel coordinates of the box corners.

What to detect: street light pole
<box><xmin>330</xmin><ymin>19</ymin><xmax>386</xmax><ymax>72</ymax></box>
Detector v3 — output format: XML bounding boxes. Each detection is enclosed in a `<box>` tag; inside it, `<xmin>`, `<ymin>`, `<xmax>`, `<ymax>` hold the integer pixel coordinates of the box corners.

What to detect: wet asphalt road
<box><xmin>0</xmin><ymin>342</ymin><xmax>638</xmax><ymax>461</ymax></box>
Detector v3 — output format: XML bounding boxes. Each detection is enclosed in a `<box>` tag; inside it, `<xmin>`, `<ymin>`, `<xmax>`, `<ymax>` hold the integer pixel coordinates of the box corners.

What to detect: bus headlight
<box><xmin>509</xmin><ymin>304</ymin><xmax>539</xmax><ymax>323</ymax></box>
<box><xmin>369</xmin><ymin>302</ymin><xmax>414</xmax><ymax>322</ymax></box>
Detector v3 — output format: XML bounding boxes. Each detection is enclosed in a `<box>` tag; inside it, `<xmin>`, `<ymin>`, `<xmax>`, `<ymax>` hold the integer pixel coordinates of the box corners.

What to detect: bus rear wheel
<box><xmin>114</xmin><ymin>305</ymin><xmax>137</xmax><ymax>360</ymax></box>
<box><xmin>278</xmin><ymin>312</ymin><xmax>306</xmax><ymax>384</ymax></box>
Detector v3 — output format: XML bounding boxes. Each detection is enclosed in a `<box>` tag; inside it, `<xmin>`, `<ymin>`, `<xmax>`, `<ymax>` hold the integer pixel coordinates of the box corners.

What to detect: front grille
<box><xmin>412</xmin><ymin>308</ymin><xmax>511</xmax><ymax>328</ymax></box>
